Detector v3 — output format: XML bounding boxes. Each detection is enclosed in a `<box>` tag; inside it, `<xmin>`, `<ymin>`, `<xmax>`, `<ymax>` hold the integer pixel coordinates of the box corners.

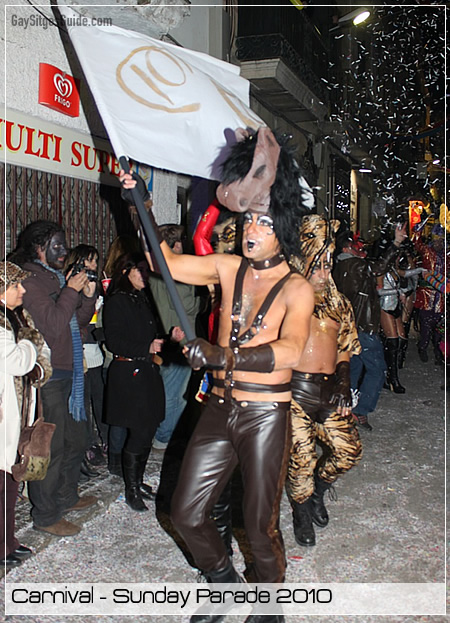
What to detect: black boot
<box><xmin>80</xmin><ymin>458</ymin><xmax>100</xmax><ymax>479</ymax></box>
<box><xmin>398</xmin><ymin>336</ymin><xmax>408</xmax><ymax>370</ymax></box>
<box><xmin>122</xmin><ymin>450</ymin><xmax>148</xmax><ymax>512</ymax></box>
<box><xmin>108</xmin><ymin>452</ymin><xmax>123</xmax><ymax>477</ymax></box>
<box><xmin>190</xmin><ymin>561</ymin><xmax>244</xmax><ymax>623</ymax></box>
<box><xmin>418</xmin><ymin>347</ymin><xmax>428</xmax><ymax>363</ymax></box>
<box><xmin>384</xmin><ymin>338</ymin><xmax>405</xmax><ymax>394</ymax></box>
<box><xmin>291</xmin><ymin>498</ymin><xmax>315</xmax><ymax>547</ymax></box>
<box><xmin>310</xmin><ymin>473</ymin><xmax>332</xmax><ymax>528</ymax></box>
<box><xmin>138</xmin><ymin>447</ymin><xmax>156</xmax><ymax>500</ymax></box>
<box><xmin>434</xmin><ymin>347</ymin><xmax>444</xmax><ymax>366</ymax></box>
<box><xmin>210</xmin><ymin>480</ymin><xmax>233</xmax><ymax>557</ymax></box>
<box><xmin>403</xmin><ymin>320</ymin><xmax>411</xmax><ymax>340</ymax></box>
<box><xmin>203</xmin><ymin>561</ymin><xmax>243</xmax><ymax>584</ymax></box>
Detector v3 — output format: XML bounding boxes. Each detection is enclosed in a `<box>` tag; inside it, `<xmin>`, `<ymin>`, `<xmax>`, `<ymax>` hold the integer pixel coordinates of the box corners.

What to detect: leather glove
<box><xmin>329</xmin><ymin>361</ymin><xmax>352</xmax><ymax>409</ymax></box>
<box><xmin>184</xmin><ymin>338</ymin><xmax>231</xmax><ymax>371</ymax></box>
<box><xmin>120</xmin><ymin>171</ymin><xmax>150</xmax><ymax>204</ymax></box>
<box><xmin>184</xmin><ymin>338</ymin><xmax>275</xmax><ymax>373</ymax></box>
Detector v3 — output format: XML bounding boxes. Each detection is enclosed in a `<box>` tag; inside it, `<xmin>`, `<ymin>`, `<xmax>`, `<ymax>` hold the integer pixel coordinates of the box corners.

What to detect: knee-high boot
<box><xmin>210</xmin><ymin>480</ymin><xmax>233</xmax><ymax>557</ymax></box>
<box><xmin>108</xmin><ymin>452</ymin><xmax>123</xmax><ymax>477</ymax></box>
<box><xmin>122</xmin><ymin>450</ymin><xmax>148</xmax><ymax>512</ymax></box>
<box><xmin>398</xmin><ymin>335</ymin><xmax>408</xmax><ymax>369</ymax></box>
<box><xmin>190</xmin><ymin>560</ymin><xmax>244</xmax><ymax>623</ymax></box>
<box><xmin>384</xmin><ymin>338</ymin><xmax>405</xmax><ymax>394</ymax></box>
<box><xmin>291</xmin><ymin>498</ymin><xmax>315</xmax><ymax>547</ymax></box>
<box><xmin>310</xmin><ymin>472</ymin><xmax>332</xmax><ymax>528</ymax></box>
<box><xmin>138</xmin><ymin>447</ymin><xmax>156</xmax><ymax>500</ymax></box>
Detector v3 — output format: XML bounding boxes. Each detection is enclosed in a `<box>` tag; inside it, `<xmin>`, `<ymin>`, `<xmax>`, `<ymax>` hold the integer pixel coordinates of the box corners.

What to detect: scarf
<box><xmin>35</xmin><ymin>261</ymin><xmax>86</xmax><ymax>421</ymax></box>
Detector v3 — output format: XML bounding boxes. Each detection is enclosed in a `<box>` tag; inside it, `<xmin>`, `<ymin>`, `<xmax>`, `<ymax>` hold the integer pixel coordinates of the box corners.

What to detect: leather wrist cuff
<box><xmin>233</xmin><ymin>344</ymin><xmax>275</xmax><ymax>373</ymax></box>
<box><xmin>223</xmin><ymin>347</ymin><xmax>235</xmax><ymax>372</ymax></box>
<box><xmin>335</xmin><ymin>360</ymin><xmax>350</xmax><ymax>381</ymax></box>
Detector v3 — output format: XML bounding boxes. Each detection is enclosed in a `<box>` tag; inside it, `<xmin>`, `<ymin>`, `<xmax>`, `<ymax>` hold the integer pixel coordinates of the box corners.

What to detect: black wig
<box><xmin>219</xmin><ymin>130</ymin><xmax>311</xmax><ymax>258</ymax></box>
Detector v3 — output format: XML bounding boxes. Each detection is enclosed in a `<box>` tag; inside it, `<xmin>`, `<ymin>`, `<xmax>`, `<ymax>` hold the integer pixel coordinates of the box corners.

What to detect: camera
<box><xmin>70</xmin><ymin>260</ymin><xmax>98</xmax><ymax>282</ymax></box>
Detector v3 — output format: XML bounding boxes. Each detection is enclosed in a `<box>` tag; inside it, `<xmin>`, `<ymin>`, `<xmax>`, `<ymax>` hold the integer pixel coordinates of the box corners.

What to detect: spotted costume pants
<box><xmin>288</xmin><ymin>373</ymin><xmax>362</xmax><ymax>504</ymax></box>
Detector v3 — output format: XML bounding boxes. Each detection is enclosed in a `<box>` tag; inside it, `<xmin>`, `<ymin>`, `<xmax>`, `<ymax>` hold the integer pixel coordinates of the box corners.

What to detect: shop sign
<box><xmin>39</xmin><ymin>63</ymin><xmax>80</xmax><ymax>118</ymax></box>
<box><xmin>0</xmin><ymin>108</ymin><xmax>121</xmax><ymax>185</ymax></box>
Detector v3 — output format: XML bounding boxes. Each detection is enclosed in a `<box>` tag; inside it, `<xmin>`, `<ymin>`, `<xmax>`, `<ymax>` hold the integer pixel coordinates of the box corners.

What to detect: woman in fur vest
<box><xmin>0</xmin><ymin>261</ymin><xmax>52</xmax><ymax>568</ymax></box>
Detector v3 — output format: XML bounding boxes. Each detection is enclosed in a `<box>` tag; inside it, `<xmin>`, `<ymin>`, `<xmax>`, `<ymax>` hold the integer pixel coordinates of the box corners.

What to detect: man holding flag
<box><xmin>61</xmin><ymin>10</ymin><xmax>314</xmax><ymax>616</ymax></box>
<box><xmin>121</xmin><ymin>128</ymin><xmax>314</xmax><ymax>622</ymax></box>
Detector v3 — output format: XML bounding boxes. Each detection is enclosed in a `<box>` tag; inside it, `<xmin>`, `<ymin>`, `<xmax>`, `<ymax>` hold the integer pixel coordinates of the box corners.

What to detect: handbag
<box><xmin>11</xmin><ymin>378</ymin><xmax>56</xmax><ymax>482</ymax></box>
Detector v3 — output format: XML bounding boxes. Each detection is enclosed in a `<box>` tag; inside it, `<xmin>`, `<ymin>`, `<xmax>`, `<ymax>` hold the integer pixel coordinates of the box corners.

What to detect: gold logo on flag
<box><xmin>116</xmin><ymin>44</ymin><xmax>261</xmax><ymax>130</ymax></box>
<box><xmin>116</xmin><ymin>46</ymin><xmax>200</xmax><ymax>113</ymax></box>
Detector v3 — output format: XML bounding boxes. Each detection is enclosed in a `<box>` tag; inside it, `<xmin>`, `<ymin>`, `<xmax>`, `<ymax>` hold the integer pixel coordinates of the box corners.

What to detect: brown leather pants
<box><xmin>171</xmin><ymin>394</ymin><xmax>290</xmax><ymax>583</ymax></box>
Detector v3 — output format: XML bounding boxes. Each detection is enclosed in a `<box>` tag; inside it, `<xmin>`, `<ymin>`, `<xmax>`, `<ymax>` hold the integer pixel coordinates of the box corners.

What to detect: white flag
<box><xmin>59</xmin><ymin>6</ymin><xmax>264</xmax><ymax>180</ymax></box>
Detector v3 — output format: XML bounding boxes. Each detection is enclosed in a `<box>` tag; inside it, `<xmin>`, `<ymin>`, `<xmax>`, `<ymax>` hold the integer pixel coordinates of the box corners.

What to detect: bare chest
<box><xmin>297</xmin><ymin>316</ymin><xmax>340</xmax><ymax>372</ymax></box>
<box><xmin>217</xmin><ymin>271</ymin><xmax>286</xmax><ymax>346</ymax></box>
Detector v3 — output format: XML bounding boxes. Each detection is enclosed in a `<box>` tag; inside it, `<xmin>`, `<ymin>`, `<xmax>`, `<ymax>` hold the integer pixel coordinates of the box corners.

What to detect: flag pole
<box><xmin>119</xmin><ymin>156</ymin><xmax>196</xmax><ymax>341</ymax></box>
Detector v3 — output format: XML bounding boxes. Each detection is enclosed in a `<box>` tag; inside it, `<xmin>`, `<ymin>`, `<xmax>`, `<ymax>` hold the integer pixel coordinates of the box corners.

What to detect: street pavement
<box><xmin>1</xmin><ymin>328</ymin><xmax>447</xmax><ymax>622</ymax></box>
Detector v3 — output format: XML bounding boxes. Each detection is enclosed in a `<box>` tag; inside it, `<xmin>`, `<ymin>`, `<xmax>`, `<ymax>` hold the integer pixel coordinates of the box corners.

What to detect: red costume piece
<box><xmin>192</xmin><ymin>200</ymin><xmax>222</xmax><ymax>344</ymax></box>
<box><xmin>413</xmin><ymin>234</ymin><xmax>447</xmax><ymax>314</ymax></box>
<box><xmin>193</xmin><ymin>200</ymin><xmax>221</xmax><ymax>257</ymax></box>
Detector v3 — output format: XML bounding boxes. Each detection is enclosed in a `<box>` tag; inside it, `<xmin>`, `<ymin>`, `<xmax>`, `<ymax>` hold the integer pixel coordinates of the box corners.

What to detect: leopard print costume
<box><xmin>288</xmin><ymin>214</ymin><xmax>362</xmax><ymax>504</ymax></box>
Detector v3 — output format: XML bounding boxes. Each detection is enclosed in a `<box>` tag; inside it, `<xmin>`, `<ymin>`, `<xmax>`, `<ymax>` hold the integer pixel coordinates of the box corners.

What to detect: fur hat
<box><xmin>217</xmin><ymin>128</ymin><xmax>312</xmax><ymax>258</ymax></box>
<box><xmin>0</xmin><ymin>261</ymin><xmax>30</xmax><ymax>293</ymax></box>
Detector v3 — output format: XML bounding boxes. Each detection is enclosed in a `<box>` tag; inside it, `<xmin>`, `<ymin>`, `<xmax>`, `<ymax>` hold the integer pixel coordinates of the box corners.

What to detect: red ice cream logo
<box><xmin>54</xmin><ymin>74</ymin><xmax>73</xmax><ymax>99</ymax></box>
<box><xmin>39</xmin><ymin>63</ymin><xmax>80</xmax><ymax>117</ymax></box>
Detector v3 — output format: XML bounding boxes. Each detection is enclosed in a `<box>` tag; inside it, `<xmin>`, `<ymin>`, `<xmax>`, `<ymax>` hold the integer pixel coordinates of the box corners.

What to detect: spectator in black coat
<box><xmin>103</xmin><ymin>253</ymin><xmax>165</xmax><ymax>512</ymax></box>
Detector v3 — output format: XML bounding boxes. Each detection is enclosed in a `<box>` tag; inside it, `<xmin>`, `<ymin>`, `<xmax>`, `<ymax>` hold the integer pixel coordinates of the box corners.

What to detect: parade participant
<box><xmin>396</xmin><ymin>245</ymin><xmax>421</xmax><ymax>369</ymax></box>
<box><xmin>412</xmin><ymin>224</ymin><xmax>447</xmax><ymax>364</ymax></box>
<box><xmin>333</xmin><ymin>223</ymin><xmax>407</xmax><ymax>430</ymax></box>
<box><xmin>377</xmin><ymin>255</ymin><xmax>407</xmax><ymax>394</ymax></box>
<box><xmin>288</xmin><ymin>215</ymin><xmax>362</xmax><ymax>547</ymax></box>
<box><xmin>120</xmin><ymin>127</ymin><xmax>314</xmax><ymax>622</ymax></box>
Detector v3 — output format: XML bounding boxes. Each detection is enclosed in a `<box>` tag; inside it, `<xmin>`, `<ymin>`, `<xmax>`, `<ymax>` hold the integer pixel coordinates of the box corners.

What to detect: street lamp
<box><xmin>350</xmin><ymin>9</ymin><xmax>371</xmax><ymax>25</ymax></box>
<box><xmin>330</xmin><ymin>8</ymin><xmax>371</xmax><ymax>32</ymax></box>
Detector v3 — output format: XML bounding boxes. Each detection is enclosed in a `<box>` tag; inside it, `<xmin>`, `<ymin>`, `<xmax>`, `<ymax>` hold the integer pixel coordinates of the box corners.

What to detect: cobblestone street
<box><xmin>1</xmin><ymin>335</ymin><xmax>446</xmax><ymax>623</ymax></box>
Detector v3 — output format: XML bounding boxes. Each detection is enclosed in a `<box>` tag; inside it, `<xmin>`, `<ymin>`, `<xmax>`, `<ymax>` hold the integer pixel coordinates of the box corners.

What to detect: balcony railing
<box><xmin>235</xmin><ymin>5</ymin><xmax>330</xmax><ymax>103</ymax></box>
